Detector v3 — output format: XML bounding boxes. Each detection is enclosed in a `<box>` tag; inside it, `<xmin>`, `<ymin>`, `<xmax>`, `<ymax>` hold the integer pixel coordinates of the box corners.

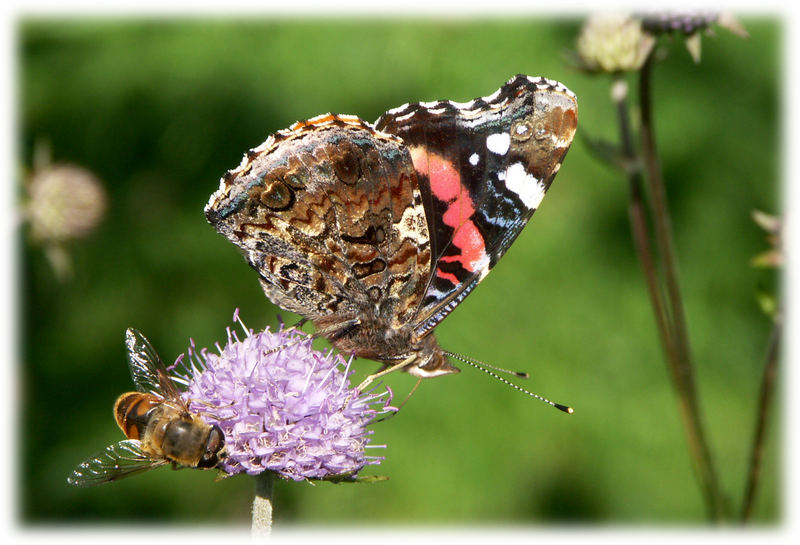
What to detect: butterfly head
<box><xmin>404</xmin><ymin>335</ymin><xmax>461</xmax><ymax>378</ymax></box>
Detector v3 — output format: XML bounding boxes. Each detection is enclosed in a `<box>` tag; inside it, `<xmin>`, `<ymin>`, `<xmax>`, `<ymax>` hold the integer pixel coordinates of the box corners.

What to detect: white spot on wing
<box><xmin>469</xmin><ymin>153</ymin><xmax>479</xmax><ymax>166</ymax></box>
<box><xmin>392</xmin><ymin>103</ymin><xmax>407</xmax><ymax>113</ymax></box>
<box><xmin>486</xmin><ymin>133</ymin><xmax>510</xmax><ymax>155</ymax></box>
<box><xmin>448</xmin><ymin>99</ymin><xmax>472</xmax><ymax>109</ymax></box>
<box><xmin>504</xmin><ymin>163</ymin><xmax>546</xmax><ymax>209</ymax></box>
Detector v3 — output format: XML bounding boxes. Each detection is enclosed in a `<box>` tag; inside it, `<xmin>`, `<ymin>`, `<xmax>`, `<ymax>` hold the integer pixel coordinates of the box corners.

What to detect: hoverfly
<box><xmin>68</xmin><ymin>328</ymin><xmax>225</xmax><ymax>486</ymax></box>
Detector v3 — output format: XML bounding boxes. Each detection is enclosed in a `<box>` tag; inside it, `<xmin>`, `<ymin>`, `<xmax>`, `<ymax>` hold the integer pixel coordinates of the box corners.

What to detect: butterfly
<box><xmin>205</xmin><ymin>74</ymin><xmax>577</xmax><ymax>389</ymax></box>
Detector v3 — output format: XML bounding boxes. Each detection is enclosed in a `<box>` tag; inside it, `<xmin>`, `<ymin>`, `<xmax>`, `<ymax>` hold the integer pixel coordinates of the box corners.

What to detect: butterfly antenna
<box><xmin>445</xmin><ymin>351</ymin><xmax>530</xmax><ymax>379</ymax></box>
<box><xmin>444</xmin><ymin>351</ymin><xmax>573</xmax><ymax>414</ymax></box>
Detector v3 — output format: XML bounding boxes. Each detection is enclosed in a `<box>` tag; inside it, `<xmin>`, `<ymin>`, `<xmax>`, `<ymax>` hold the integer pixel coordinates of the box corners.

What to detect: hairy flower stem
<box><xmin>636</xmin><ymin>55</ymin><xmax>726</xmax><ymax>521</ymax></box>
<box><xmin>252</xmin><ymin>471</ymin><xmax>275</xmax><ymax>537</ymax></box>
<box><xmin>740</xmin><ymin>318</ymin><xmax>781</xmax><ymax>521</ymax></box>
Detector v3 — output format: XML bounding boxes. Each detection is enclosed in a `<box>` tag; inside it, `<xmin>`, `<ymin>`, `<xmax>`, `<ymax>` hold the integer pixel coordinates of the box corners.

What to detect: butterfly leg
<box><xmin>287</xmin><ymin>317</ymin><xmax>308</xmax><ymax>331</ymax></box>
<box><xmin>257</xmin><ymin>319</ymin><xmax>357</xmax><ymax>359</ymax></box>
<box><xmin>355</xmin><ymin>354</ymin><xmax>417</xmax><ymax>393</ymax></box>
<box><xmin>339</xmin><ymin>354</ymin><xmax>416</xmax><ymax>412</ymax></box>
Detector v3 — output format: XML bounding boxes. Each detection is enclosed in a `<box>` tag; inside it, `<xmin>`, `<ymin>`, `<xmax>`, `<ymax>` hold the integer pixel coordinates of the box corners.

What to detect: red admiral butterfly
<box><xmin>206</xmin><ymin>74</ymin><xmax>577</xmax><ymax>385</ymax></box>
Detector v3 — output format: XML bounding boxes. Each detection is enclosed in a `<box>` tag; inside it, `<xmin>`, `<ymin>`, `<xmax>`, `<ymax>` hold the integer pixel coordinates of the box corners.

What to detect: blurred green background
<box><xmin>19</xmin><ymin>16</ymin><xmax>780</xmax><ymax>525</ymax></box>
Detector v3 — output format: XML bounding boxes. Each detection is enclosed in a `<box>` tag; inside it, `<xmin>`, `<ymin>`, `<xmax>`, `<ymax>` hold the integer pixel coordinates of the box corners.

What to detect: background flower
<box><xmin>21</xmin><ymin>150</ymin><xmax>107</xmax><ymax>281</ymax></box>
<box><xmin>639</xmin><ymin>12</ymin><xmax>748</xmax><ymax>63</ymax></box>
<box><xmin>24</xmin><ymin>163</ymin><xmax>106</xmax><ymax>244</ymax></box>
<box><xmin>576</xmin><ymin>14</ymin><xmax>655</xmax><ymax>73</ymax></box>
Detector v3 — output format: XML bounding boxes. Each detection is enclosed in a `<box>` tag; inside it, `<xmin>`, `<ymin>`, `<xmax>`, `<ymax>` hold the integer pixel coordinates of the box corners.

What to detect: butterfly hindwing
<box><xmin>205</xmin><ymin>114</ymin><xmax>432</xmax><ymax>336</ymax></box>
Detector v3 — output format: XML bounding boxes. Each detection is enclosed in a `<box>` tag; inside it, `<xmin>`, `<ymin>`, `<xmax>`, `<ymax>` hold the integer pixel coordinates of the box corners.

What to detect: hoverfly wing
<box><xmin>125</xmin><ymin>328</ymin><xmax>184</xmax><ymax>405</ymax></box>
<box><xmin>67</xmin><ymin>439</ymin><xmax>169</xmax><ymax>487</ymax></box>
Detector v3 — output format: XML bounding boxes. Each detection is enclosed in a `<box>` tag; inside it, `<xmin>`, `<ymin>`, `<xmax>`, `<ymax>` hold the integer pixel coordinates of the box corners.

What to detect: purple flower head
<box><xmin>174</xmin><ymin>311</ymin><xmax>395</xmax><ymax>481</ymax></box>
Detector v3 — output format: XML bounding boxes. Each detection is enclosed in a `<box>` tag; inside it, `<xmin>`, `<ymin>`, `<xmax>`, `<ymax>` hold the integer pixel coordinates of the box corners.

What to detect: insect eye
<box><xmin>197</xmin><ymin>425</ymin><xmax>225</xmax><ymax>468</ymax></box>
<box><xmin>207</xmin><ymin>425</ymin><xmax>225</xmax><ymax>454</ymax></box>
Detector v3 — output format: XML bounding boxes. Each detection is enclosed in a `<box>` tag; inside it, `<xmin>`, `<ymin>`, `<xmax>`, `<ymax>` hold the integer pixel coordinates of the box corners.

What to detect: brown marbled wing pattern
<box><xmin>205</xmin><ymin>114</ymin><xmax>433</xmax><ymax>362</ymax></box>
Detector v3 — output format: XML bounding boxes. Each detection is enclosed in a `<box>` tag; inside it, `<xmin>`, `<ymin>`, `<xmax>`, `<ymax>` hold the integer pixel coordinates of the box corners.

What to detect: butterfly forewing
<box><xmin>375</xmin><ymin>75</ymin><xmax>578</xmax><ymax>335</ymax></box>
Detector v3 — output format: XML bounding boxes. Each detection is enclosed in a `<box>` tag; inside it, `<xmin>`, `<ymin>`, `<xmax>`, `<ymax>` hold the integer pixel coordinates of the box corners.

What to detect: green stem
<box><xmin>740</xmin><ymin>317</ymin><xmax>781</xmax><ymax>521</ymax></box>
<box><xmin>639</xmin><ymin>56</ymin><xmax>695</xmax><ymax>395</ymax></box>
<box><xmin>612</xmin><ymin>78</ymin><xmax>677</xmax><ymax>370</ymax></box>
<box><xmin>252</xmin><ymin>471</ymin><xmax>275</xmax><ymax>537</ymax></box>
<box><xmin>637</xmin><ymin>54</ymin><xmax>725</xmax><ymax>521</ymax></box>
<box><xmin>615</xmin><ymin>78</ymin><xmax>711</xmax><ymax>520</ymax></box>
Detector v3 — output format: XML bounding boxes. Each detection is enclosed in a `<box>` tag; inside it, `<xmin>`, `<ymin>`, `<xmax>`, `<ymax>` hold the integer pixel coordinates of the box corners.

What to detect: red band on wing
<box><xmin>409</xmin><ymin>147</ymin><xmax>488</xmax><ymax>284</ymax></box>
<box><xmin>435</xmin><ymin>268</ymin><xmax>460</xmax><ymax>285</ymax></box>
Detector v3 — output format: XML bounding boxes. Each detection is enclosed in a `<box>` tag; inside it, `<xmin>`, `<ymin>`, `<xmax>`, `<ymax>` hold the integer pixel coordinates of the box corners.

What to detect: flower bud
<box><xmin>577</xmin><ymin>14</ymin><xmax>655</xmax><ymax>73</ymax></box>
